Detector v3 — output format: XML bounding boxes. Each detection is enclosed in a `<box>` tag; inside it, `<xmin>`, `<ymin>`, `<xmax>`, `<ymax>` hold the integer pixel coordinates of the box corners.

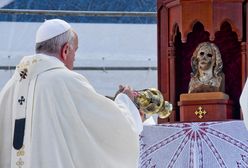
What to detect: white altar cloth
<box><xmin>139</xmin><ymin>120</ymin><xmax>248</xmax><ymax>168</ymax></box>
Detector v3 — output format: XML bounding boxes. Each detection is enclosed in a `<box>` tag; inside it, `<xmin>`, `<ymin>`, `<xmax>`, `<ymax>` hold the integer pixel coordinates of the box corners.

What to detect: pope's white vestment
<box><xmin>0</xmin><ymin>54</ymin><xmax>142</xmax><ymax>168</ymax></box>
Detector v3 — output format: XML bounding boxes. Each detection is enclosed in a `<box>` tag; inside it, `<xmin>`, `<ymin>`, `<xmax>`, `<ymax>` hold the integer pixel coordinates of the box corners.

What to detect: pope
<box><xmin>0</xmin><ymin>19</ymin><xmax>143</xmax><ymax>168</ymax></box>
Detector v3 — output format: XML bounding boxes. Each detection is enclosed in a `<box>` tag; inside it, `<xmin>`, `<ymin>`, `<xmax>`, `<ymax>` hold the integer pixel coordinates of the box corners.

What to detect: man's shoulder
<box><xmin>39</xmin><ymin>67</ymin><xmax>74</xmax><ymax>79</ymax></box>
<box><xmin>38</xmin><ymin>68</ymin><xmax>87</xmax><ymax>84</ymax></box>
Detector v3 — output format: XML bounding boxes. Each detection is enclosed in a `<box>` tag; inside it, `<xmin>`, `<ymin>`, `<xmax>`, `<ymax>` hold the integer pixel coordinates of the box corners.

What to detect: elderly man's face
<box><xmin>197</xmin><ymin>45</ymin><xmax>215</xmax><ymax>71</ymax></box>
<box><xmin>65</xmin><ymin>32</ymin><xmax>78</xmax><ymax>70</ymax></box>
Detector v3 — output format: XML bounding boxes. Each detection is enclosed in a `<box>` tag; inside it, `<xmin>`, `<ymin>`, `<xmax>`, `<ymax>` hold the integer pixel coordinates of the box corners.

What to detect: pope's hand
<box><xmin>118</xmin><ymin>85</ymin><xmax>135</xmax><ymax>101</ymax></box>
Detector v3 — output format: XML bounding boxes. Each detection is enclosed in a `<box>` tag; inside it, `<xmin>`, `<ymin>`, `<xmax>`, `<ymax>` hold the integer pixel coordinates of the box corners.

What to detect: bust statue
<box><xmin>188</xmin><ymin>42</ymin><xmax>225</xmax><ymax>93</ymax></box>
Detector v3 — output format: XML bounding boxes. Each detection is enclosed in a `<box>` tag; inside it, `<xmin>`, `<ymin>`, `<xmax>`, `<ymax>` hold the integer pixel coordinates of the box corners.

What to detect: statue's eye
<box><xmin>200</xmin><ymin>52</ymin><xmax>204</xmax><ymax>56</ymax></box>
<box><xmin>207</xmin><ymin>54</ymin><xmax>212</xmax><ymax>57</ymax></box>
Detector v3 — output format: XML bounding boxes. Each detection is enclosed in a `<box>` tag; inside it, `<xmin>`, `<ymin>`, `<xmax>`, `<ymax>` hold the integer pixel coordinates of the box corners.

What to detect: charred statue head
<box><xmin>188</xmin><ymin>42</ymin><xmax>225</xmax><ymax>93</ymax></box>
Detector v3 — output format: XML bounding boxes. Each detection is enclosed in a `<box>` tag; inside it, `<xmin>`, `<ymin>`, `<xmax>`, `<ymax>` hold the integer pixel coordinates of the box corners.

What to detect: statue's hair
<box><xmin>191</xmin><ymin>42</ymin><xmax>223</xmax><ymax>77</ymax></box>
<box><xmin>35</xmin><ymin>29</ymin><xmax>75</xmax><ymax>56</ymax></box>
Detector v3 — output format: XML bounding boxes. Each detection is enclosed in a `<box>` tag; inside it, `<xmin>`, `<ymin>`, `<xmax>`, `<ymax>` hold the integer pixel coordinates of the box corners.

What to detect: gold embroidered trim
<box><xmin>16</xmin><ymin>145</ymin><xmax>25</xmax><ymax>168</ymax></box>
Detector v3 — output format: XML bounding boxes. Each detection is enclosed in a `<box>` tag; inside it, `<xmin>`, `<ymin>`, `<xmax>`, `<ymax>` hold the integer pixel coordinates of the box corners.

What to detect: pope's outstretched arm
<box><xmin>114</xmin><ymin>93</ymin><xmax>143</xmax><ymax>134</ymax></box>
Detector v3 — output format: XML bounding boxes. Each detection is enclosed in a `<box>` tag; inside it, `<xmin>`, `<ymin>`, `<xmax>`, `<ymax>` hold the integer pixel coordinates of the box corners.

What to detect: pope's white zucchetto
<box><xmin>36</xmin><ymin>19</ymin><xmax>71</xmax><ymax>43</ymax></box>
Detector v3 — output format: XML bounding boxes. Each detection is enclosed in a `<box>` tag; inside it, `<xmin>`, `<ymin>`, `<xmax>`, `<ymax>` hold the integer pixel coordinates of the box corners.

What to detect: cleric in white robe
<box><xmin>240</xmin><ymin>79</ymin><xmax>248</xmax><ymax>130</ymax></box>
<box><xmin>0</xmin><ymin>19</ymin><xmax>143</xmax><ymax>168</ymax></box>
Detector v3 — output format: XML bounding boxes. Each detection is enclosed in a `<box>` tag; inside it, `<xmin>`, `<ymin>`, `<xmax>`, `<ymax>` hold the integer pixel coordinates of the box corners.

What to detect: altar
<box><xmin>139</xmin><ymin>120</ymin><xmax>248</xmax><ymax>168</ymax></box>
<box><xmin>140</xmin><ymin>1</ymin><xmax>248</xmax><ymax>166</ymax></box>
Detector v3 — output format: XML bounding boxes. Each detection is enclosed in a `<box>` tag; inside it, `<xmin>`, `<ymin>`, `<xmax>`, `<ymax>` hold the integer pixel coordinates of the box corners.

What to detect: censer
<box><xmin>132</xmin><ymin>88</ymin><xmax>173</xmax><ymax>119</ymax></box>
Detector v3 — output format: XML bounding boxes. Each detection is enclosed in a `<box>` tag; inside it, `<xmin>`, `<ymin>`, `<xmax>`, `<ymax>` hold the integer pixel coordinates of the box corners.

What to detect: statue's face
<box><xmin>197</xmin><ymin>45</ymin><xmax>215</xmax><ymax>71</ymax></box>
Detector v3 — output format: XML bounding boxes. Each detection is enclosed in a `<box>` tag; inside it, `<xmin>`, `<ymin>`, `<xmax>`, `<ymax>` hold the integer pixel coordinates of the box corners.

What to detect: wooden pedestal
<box><xmin>178</xmin><ymin>92</ymin><xmax>233</xmax><ymax>122</ymax></box>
